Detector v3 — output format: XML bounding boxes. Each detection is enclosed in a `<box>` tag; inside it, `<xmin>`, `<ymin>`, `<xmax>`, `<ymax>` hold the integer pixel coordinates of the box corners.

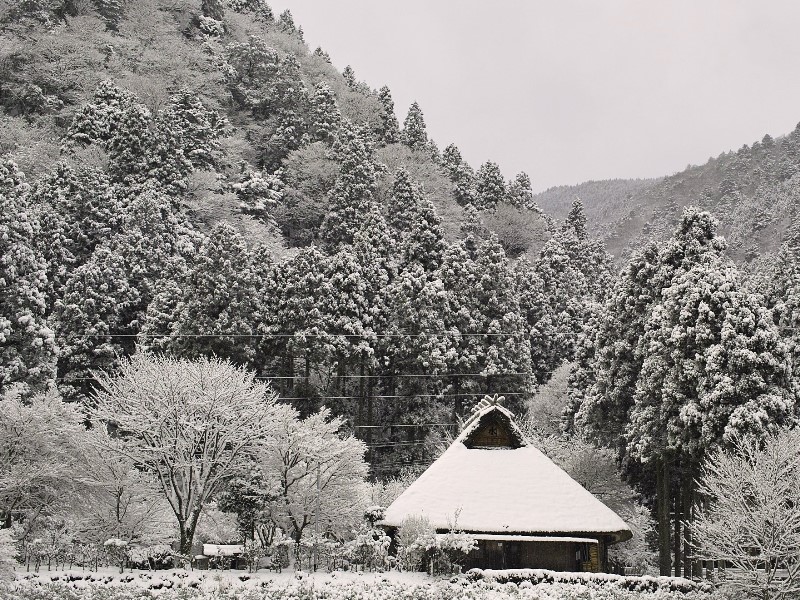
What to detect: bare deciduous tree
<box><xmin>692</xmin><ymin>429</ymin><xmax>800</xmax><ymax>600</ymax></box>
<box><xmin>91</xmin><ymin>354</ymin><xmax>279</xmax><ymax>556</ymax></box>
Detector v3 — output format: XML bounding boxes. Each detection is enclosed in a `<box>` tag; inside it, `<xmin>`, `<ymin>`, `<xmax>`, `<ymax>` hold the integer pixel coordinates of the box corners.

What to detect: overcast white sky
<box><xmin>269</xmin><ymin>1</ymin><xmax>800</xmax><ymax>191</ymax></box>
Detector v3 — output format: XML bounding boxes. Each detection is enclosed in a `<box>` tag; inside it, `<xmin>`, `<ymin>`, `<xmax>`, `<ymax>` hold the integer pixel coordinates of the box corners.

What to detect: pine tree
<box><xmin>0</xmin><ymin>161</ymin><xmax>56</xmax><ymax>396</ymax></box>
<box><xmin>55</xmin><ymin>247</ymin><xmax>139</xmax><ymax>403</ymax></box>
<box><xmin>507</xmin><ymin>172</ymin><xmax>540</xmax><ymax>212</ymax></box>
<box><xmin>140</xmin><ymin>224</ymin><xmax>259</xmax><ymax>367</ymax></box>
<box><xmin>31</xmin><ymin>162</ymin><xmax>123</xmax><ymax>303</ymax></box>
<box><xmin>401</xmin><ymin>196</ymin><xmax>447</xmax><ymax>272</ymax></box>
<box><xmin>320</xmin><ymin>125</ymin><xmax>377</xmax><ymax>250</ymax></box>
<box><xmin>401</xmin><ymin>102</ymin><xmax>428</xmax><ymax>150</ymax></box>
<box><xmin>313</xmin><ymin>47</ymin><xmax>332</xmax><ymax>63</ymax></box>
<box><xmin>441</xmin><ymin>144</ymin><xmax>477</xmax><ymax>206</ymax></box>
<box><xmin>376</xmin><ymin>86</ymin><xmax>399</xmax><ymax>144</ymax></box>
<box><xmin>278</xmin><ymin>9</ymin><xmax>296</xmax><ymax>34</ymax></box>
<box><xmin>342</xmin><ymin>65</ymin><xmax>357</xmax><ymax>90</ymax></box>
<box><xmin>309</xmin><ymin>83</ymin><xmax>341</xmax><ymax>143</ymax></box>
<box><xmin>563</xmin><ymin>199</ymin><xmax>588</xmax><ymax>239</ymax></box>
<box><xmin>475</xmin><ymin>161</ymin><xmax>506</xmax><ymax>210</ymax></box>
<box><xmin>386</xmin><ymin>168</ymin><xmax>421</xmax><ymax>235</ymax></box>
<box><xmin>63</xmin><ymin>81</ymin><xmax>142</xmax><ymax>150</ymax></box>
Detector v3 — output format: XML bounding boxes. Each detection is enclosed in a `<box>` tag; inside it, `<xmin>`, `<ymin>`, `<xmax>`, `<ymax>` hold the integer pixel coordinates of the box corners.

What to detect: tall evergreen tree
<box><xmin>0</xmin><ymin>161</ymin><xmax>55</xmax><ymax>396</ymax></box>
<box><xmin>320</xmin><ymin>125</ymin><xmax>377</xmax><ymax>250</ymax></box>
<box><xmin>400</xmin><ymin>102</ymin><xmax>428</xmax><ymax>150</ymax></box>
<box><xmin>309</xmin><ymin>83</ymin><xmax>341</xmax><ymax>143</ymax></box>
<box><xmin>376</xmin><ymin>86</ymin><xmax>399</xmax><ymax>144</ymax></box>
<box><xmin>386</xmin><ymin>168</ymin><xmax>421</xmax><ymax>235</ymax></box>
<box><xmin>475</xmin><ymin>160</ymin><xmax>506</xmax><ymax>210</ymax></box>
<box><xmin>140</xmin><ymin>224</ymin><xmax>259</xmax><ymax>367</ymax></box>
<box><xmin>55</xmin><ymin>247</ymin><xmax>138</xmax><ymax>403</ymax></box>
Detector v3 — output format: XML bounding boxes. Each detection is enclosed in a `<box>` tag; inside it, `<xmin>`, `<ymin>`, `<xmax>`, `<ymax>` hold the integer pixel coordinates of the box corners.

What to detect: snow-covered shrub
<box><xmin>468</xmin><ymin>568</ymin><xmax>716</xmax><ymax>594</ymax></box>
<box><xmin>103</xmin><ymin>539</ymin><xmax>128</xmax><ymax>573</ymax></box>
<box><xmin>396</xmin><ymin>515</ymin><xmax>436</xmax><ymax>572</ymax></box>
<box><xmin>436</xmin><ymin>531</ymin><xmax>477</xmax><ymax>574</ymax></box>
<box><xmin>608</xmin><ymin>503</ymin><xmax>657</xmax><ymax>575</ymax></box>
<box><xmin>2</xmin><ymin>573</ymin><xmax>723</xmax><ymax>599</ymax></box>
<box><xmin>343</xmin><ymin>526</ymin><xmax>390</xmax><ymax>571</ymax></box>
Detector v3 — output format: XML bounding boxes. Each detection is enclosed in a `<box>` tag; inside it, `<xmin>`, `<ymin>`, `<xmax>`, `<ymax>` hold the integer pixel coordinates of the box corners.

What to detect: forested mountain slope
<box><xmin>0</xmin><ymin>0</ymin><xmax>584</xmax><ymax>475</ymax></box>
<box><xmin>534</xmin><ymin>129</ymin><xmax>800</xmax><ymax>264</ymax></box>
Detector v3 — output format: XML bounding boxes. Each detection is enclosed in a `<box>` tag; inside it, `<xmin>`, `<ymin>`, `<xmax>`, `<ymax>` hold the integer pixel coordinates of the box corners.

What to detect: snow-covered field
<box><xmin>1</xmin><ymin>568</ymin><xmax>723</xmax><ymax>599</ymax></box>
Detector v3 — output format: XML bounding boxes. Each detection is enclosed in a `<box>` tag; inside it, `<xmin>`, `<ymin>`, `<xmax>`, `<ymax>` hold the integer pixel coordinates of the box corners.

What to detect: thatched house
<box><xmin>380</xmin><ymin>399</ymin><xmax>631</xmax><ymax>572</ymax></box>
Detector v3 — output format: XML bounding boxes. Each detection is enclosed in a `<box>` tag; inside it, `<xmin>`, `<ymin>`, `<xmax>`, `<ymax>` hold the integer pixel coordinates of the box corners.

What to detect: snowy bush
<box><xmin>103</xmin><ymin>539</ymin><xmax>128</xmax><ymax>574</ymax></box>
<box><xmin>343</xmin><ymin>526</ymin><xmax>390</xmax><ymax>571</ymax></box>
<box><xmin>0</xmin><ymin>572</ymin><xmax>723</xmax><ymax>599</ymax></box>
<box><xmin>468</xmin><ymin>568</ymin><xmax>715</xmax><ymax>594</ymax></box>
<box><xmin>396</xmin><ymin>515</ymin><xmax>436</xmax><ymax>572</ymax></box>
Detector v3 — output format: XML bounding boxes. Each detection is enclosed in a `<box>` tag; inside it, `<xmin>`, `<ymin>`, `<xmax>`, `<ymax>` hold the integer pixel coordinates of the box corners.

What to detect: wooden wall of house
<box><xmin>463</xmin><ymin>540</ymin><xmax>600</xmax><ymax>572</ymax></box>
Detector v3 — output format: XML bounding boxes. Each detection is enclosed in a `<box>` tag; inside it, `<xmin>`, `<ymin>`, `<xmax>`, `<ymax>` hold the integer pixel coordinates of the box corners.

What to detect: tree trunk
<box><xmin>682</xmin><ymin>478</ymin><xmax>693</xmax><ymax>579</ymax></box>
<box><xmin>657</xmin><ymin>459</ymin><xmax>671</xmax><ymax>576</ymax></box>
<box><xmin>367</xmin><ymin>372</ymin><xmax>374</xmax><ymax>469</ymax></box>
<box><xmin>673</xmin><ymin>485</ymin><xmax>682</xmax><ymax>577</ymax></box>
<box><xmin>691</xmin><ymin>486</ymin><xmax>702</xmax><ymax>579</ymax></box>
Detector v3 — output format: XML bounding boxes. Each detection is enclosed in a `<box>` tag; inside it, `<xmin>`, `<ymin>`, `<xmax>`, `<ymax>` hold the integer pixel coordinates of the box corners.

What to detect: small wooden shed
<box><xmin>380</xmin><ymin>399</ymin><xmax>631</xmax><ymax>572</ymax></box>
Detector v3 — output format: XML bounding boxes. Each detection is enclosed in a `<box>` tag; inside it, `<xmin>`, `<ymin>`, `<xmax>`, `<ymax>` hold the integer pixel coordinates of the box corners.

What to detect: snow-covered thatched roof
<box><xmin>381</xmin><ymin>402</ymin><xmax>632</xmax><ymax>543</ymax></box>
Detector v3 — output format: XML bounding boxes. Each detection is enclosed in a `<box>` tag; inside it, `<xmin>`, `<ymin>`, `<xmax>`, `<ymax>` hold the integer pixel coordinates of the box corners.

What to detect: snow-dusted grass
<box><xmin>1</xmin><ymin>568</ymin><xmax>723</xmax><ymax>599</ymax></box>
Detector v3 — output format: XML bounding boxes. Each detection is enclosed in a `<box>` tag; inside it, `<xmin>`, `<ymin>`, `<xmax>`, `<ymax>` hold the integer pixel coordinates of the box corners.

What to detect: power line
<box><xmin>86</xmin><ymin>332</ymin><xmax>540</xmax><ymax>338</ymax></box>
<box><xmin>56</xmin><ymin>373</ymin><xmax>532</xmax><ymax>381</ymax></box>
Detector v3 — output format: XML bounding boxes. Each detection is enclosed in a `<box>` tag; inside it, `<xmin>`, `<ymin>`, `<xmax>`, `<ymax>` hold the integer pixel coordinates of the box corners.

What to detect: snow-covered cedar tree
<box><xmin>0</xmin><ymin>389</ymin><xmax>87</xmax><ymax>531</ymax></box>
<box><xmin>400</xmin><ymin>101</ymin><xmax>428</xmax><ymax>150</ymax></box>
<box><xmin>401</xmin><ymin>195</ymin><xmax>448</xmax><ymax>272</ymax></box>
<box><xmin>386</xmin><ymin>167</ymin><xmax>422</xmax><ymax>235</ymax></box>
<box><xmin>0</xmin><ymin>162</ymin><xmax>55</xmax><ymax>396</ymax></box>
<box><xmin>233</xmin><ymin>169</ymin><xmax>283</xmax><ymax>217</ymax></box>
<box><xmin>29</xmin><ymin>161</ymin><xmax>123</xmax><ymax>303</ymax></box>
<box><xmin>563</xmin><ymin>198</ymin><xmax>589</xmax><ymax>239</ymax></box>
<box><xmin>320</xmin><ymin>124</ymin><xmax>378</xmax><ymax>250</ymax></box>
<box><xmin>376</xmin><ymin>85</ymin><xmax>399</xmax><ymax>144</ymax></box>
<box><xmin>89</xmin><ymin>354</ymin><xmax>280</xmax><ymax>555</ymax></box>
<box><xmin>62</xmin><ymin>81</ymin><xmax>142</xmax><ymax>150</ymax></box>
<box><xmin>692</xmin><ymin>428</ymin><xmax>800</xmax><ymax>600</ymax></box>
<box><xmin>309</xmin><ymin>83</ymin><xmax>341</xmax><ymax>143</ymax></box>
<box><xmin>55</xmin><ymin>246</ymin><xmax>139</xmax><ymax>403</ymax></box>
<box><xmin>260</xmin><ymin>405</ymin><xmax>369</xmax><ymax>543</ymax></box>
<box><xmin>513</xmin><ymin>259</ymin><xmax>559</xmax><ymax>384</ymax></box>
<box><xmin>474</xmin><ymin>160</ymin><xmax>506</xmax><ymax>210</ymax></box>
<box><xmin>139</xmin><ymin>224</ymin><xmax>260</xmax><ymax>368</ymax></box>
<box><xmin>506</xmin><ymin>171</ymin><xmax>540</xmax><ymax>212</ymax></box>
<box><xmin>0</xmin><ymin>527</ymin><xmax>16</xmax><ymax>580</ymax></box>
<box><xmin>441</xmin><ymin>144</ymin><xmax>477</xmax><ymax>206</ymax></box>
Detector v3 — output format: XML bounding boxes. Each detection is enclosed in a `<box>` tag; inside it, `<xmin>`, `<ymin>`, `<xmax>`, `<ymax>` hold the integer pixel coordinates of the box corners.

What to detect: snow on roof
<box><xmin>381</xmin><ymin>404</ymin><xmax>632</xmax><ymax>543</ymax></box>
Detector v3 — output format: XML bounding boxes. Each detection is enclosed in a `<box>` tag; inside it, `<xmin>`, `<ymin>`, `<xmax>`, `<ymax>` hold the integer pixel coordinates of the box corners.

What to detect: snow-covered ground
<box><xmin>2</xmin><ymin>567</ymin><xmax>722</xmax><ymax>599</ymax></box>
